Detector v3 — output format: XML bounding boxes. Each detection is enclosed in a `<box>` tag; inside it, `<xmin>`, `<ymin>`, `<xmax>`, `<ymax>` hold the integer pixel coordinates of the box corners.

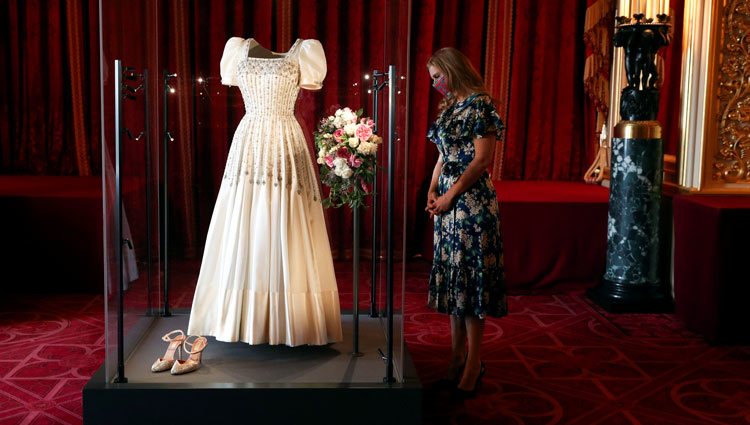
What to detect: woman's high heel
<box><xmin>150</xmin><ymin>329</ymin><xmax>185</xmax><ymax>373</ymax></box>
<box><xmin>170</xmin><ymin>335</ymin><xmax>208</xmax><ymax>375</ymax></box>
<box><xmin>435</xmin><ymin>353</ymin><xmax>467</xmax><ymax>389</ymax></box>
<box><xmin>453</xmin><ymin>361</ymin><xmax>485</xmax><ymax>399</ymax></box>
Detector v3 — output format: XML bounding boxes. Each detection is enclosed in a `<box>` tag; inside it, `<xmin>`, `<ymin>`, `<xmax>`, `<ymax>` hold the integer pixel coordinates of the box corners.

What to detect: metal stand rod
<box><xmin>370</xmin><ymin>70</ymin><xmax>383</xmax><ymax>318</ymax></box>
<box><xmin>352</xmin><ymin>206</ymin><xmax>362</xmax><ymax>356</ymax></box>
<box><xmin>113</xmin><ymin>60</ymin><xmax>127</xmax><ymax>384</ymax></box>
<box><xmin>143</xmin><ymin>69</ymin><xmax>153</xmax><ymax>316</ymax></box>
<box><xmin>161</xmin><ymin>71</ymin><xmax>175</xmax><ymax>317</ymax></box>
<box><xmin>385</xmin><ymin>64</ymin><xmax>396</xmax><ymax>384</ymax></box>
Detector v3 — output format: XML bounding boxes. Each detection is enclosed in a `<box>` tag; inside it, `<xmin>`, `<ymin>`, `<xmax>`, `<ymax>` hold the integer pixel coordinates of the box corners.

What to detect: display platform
<box><xmin>83</xmin><ymin>313</ymin><xmax>421</xmax><ymax>425</ymax></box>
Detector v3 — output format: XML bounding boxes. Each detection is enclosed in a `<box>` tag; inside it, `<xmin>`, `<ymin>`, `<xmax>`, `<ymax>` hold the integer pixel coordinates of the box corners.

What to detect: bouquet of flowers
<box><xmin>314</xmin><ymin>107</ymin><xmax>382</xmax><ymax>208</ymax></box>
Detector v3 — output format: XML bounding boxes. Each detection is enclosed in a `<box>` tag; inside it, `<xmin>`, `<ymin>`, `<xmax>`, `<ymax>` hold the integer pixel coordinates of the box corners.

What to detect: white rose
<box><xmin>318</xmin><ymin>148</ymin><xmax>326</xmax><ymax>158</ymax></box>
<box><xmin>333</xmin><ymin>117</ymin><xmax>344</xmax><ymax>127</ymax></box>
<box><xmin>348</xmin><ymin>137</ymin><xmax>360</xmax><ymax>148</ymax></box>
<box><xmin>344</xmin><ymin>123</ymin><xmax>358</xmax><ymax>136</ymax></box>
<box><xmin>333</xmin><ymin>162</ymin><xmax>351</xmax><ymax>178</ymax></box>
<box><xmin>343</xmin><ymin>110</ymin><xmax>357</xmax><ymax>123</ymax></box>
<box><xmin>333</xmin><ymin>157</ymin><xmax>347</xmax><ymax>168</ymax></box>
<box><xmin>317</xmin><ymin>157</ymin><xmax>325</xmax><ymax>164</ymax></box>
<box><xmin>335</xmin><ymin>109</ymin><xmax>343</xmax><ymax>117</ymax></box>
<box><xmin>328</xmin><ymin>115</ymin><xmax>335</xmax><ymax>121</ymax></box>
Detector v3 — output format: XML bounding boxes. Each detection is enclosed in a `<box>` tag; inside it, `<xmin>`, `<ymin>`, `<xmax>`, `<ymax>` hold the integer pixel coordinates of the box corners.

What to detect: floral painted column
<box><xmin>587</xmin><ymin>14</ymin><xmax>673</xmax><ymax>312</ymax></box>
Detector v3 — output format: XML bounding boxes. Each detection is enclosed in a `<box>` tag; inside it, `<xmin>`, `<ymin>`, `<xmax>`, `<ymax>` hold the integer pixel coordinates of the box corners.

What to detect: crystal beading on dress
<box><xmin>187</xmin><ymin>37</ymin><xmax>343</xmax><ymax>347</ymax></box>
<box><xmin>222</xmin><ymin>38</ymin><xmax>319</xmax><ymax>200</ymax></box>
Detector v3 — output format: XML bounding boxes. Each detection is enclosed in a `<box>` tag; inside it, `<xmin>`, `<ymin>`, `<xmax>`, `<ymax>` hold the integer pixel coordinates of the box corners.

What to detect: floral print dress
<box><xmin>427</xmin><ymin>93</ymin><xmax>508</xmax><ymax>318</ymax></box>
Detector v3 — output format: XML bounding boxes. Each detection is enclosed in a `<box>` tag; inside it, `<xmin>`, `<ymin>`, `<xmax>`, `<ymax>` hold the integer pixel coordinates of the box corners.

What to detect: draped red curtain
<box><xmin>1</xmin><ymin>0</ymin><xmax>686</xmax><ymax>260</ymax></box>
<box><xmin>0</xmin><ymin>0</ymin><xmax>100</xmax><ymax>176</ymax></box>
<box><xmin>659</xmin><ymin>0</ymin><xmax>685</xmax><ymax>157</ymax></box>
<box><xmin>502</xmin><ymin>0</ymin><xmax>591</xmax><ymax>180</ymax></box>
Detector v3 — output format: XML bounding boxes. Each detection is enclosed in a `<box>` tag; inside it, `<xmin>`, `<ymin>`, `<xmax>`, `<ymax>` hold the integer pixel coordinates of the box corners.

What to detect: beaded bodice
<box><xmin>221</xmin><ymin>38</ymin><xmax>321</xmax><ymax>201</ymax></box>
<box><xmin>236</xmin><ymin>38</ymin><xmax>302</xmax><ymax>117</ymax></box>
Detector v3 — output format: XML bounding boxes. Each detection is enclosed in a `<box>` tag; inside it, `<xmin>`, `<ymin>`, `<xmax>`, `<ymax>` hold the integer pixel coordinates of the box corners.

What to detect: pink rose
<box><xmin>325</xmin><ymin>155</ymin><xmax>335</xmax><ymax>168</ymax></box>
<box><xmin>361</xmin><ymin>180</ymin><xmax>369</xmax><ymax>193</ymax></box>
<box><xmin>349</xmin><ymin>154</ymin><xmax>363</xmax><ymax>168</ymax></box>
<box><xmin>367</xmin><ymin>119</ymin><xmax>374</xmax><ymax>128</ymax></box>
<box><xmin>333</xmin><ymin>128</ymin><xmax>345</xmax><ymax>142</ymax></box>
<box><xmin>355</xmin><ymin>123</ymin><xmax>373</xmax><ymax>143</ymax></box>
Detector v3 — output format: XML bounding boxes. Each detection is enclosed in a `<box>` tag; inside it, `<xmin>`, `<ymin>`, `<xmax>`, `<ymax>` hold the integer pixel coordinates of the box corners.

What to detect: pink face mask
<box><xmin>432</xmin><ymin>75</ymin><xmax>450</xmax><ymax>96</ymax></box>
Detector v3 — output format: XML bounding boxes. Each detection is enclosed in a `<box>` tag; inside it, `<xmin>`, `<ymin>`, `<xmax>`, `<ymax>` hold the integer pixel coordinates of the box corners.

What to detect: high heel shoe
<box><xmin>434</xmin><ymin>353</ymin><xmax>467</xmax><ymax>389</ymax></box>
<box><xmin>453</xmin><ymin>361</ymin><xmax>485</xmax><ymax>399</ymax></box>
<box><xmin>151</xmin><ymin>330</ymin><xmax>185</xmax><ymax>372</ymax></box>
<box><xmin>170</xmin><ymin>335</ymin><xmax>207</xmax><ymax>375</ymax></box>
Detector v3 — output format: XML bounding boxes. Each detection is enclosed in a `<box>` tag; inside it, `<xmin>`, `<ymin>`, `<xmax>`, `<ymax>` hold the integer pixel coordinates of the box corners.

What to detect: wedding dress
<box><xmin>187</xmin><ymin>37</ymin><xmax>343</xmax><ymax>346</ymax></box>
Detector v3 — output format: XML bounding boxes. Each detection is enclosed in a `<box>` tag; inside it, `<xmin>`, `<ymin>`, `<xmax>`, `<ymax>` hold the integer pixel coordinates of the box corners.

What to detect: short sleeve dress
<box><xmin>187</xmin><ymin>38</ymin><xmax>343</xmax><ymax>346</ymax></box>
<box><xmin>427</xmin><ymin>93</ymin><xmax>508</xmax><ymax>318</ymax></box>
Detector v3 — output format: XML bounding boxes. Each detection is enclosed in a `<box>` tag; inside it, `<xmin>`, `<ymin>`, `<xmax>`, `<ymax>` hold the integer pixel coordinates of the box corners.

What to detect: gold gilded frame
<box><xmin>679</xmin><ymin>0</ymin><xmax>750</xmax><ymax>193</ymax></box>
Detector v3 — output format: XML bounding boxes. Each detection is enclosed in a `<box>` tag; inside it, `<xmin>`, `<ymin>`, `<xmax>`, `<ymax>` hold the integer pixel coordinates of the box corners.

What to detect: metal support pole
<box><xmin>113</xmin><ymin>60</ymin><xmax>127</xmax><ymax>384</ymax></box>
<box><xmin>162</xmin><ymin>71</ymin><xmax>176</xmax><ymax>317</ymax></box>
<box><xmin>385</xmin><ymin>64</ymin><xmax>396</xmax><ymax>384</ymax></box>
<box><xmin>352</xmin><ymin>206</ymin><xmax>363</xmax><ymax>356</ymax></box>
<box><xmin>370</xmin><ymin>70</ymin><xmax>384</xmax><ymax>318</ymax></box>
<box><xmin>143</xmin><ymin>69</ymin><xmax>153</xmax><ymax>316</ymax></box>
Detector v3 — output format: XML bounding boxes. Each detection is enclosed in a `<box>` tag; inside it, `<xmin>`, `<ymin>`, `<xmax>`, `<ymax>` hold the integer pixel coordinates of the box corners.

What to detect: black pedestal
<box><xmin>587</xmin><ymin>278</ymin><xmax>672</xmax><ymax>313</ymax></box>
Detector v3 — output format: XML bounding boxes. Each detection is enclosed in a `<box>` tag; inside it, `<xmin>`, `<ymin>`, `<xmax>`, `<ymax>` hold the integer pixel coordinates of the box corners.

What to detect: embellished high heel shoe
<box><xmin>453</xmin><ymin>361</ymin><xmax>486</xmax><ymax>399</ymax></box>
<box><xmin>150</xmin><ymin>330</ymin><xmax>185</xmax><ymax>372</ymax></box>
<box><xmin>170</xmin><ymin>335</ymin><xmax>208</xmax><ymax>375</ymax></box>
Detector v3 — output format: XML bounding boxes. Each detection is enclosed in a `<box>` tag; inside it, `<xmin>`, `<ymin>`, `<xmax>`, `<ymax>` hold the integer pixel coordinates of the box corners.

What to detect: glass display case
<box><xmin>84</xmin><ymin>1</ymin><xmax>418</xmax><ymax>424</ymax></box>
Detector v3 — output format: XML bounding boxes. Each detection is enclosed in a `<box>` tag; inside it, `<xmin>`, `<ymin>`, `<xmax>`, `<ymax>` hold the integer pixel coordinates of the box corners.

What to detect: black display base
<box><xmin>84</xmin><ymin>374</ymin><xmax>421</xmax><ymax>425</ymax></box>
<box><xmin>587</xmin><ymin>279</ymin><xmax>673</xmax><ymax>313</ymax></box>
<box><xmin>83</xmin><ymin>314</ymin><xmax>421</xmax><ymax>425</ymax></box>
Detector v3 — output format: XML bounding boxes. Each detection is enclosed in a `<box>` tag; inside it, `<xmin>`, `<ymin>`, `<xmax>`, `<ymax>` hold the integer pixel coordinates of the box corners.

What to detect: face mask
<box><xmin>432</xmin><ymin>75</ymin><xmax>450</xmax><ymax>96</ymax></box>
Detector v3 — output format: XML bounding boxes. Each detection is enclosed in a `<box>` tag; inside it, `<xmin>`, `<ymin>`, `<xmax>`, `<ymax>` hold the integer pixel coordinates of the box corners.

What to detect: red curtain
<box><xmin>658</xmin><ymin>0</ymin><xmax>685</xmax><ymax>157</ymax></box>
<box><xmin>1</xmin><ymin>0</ymin><xmax>686</xmax><ymax>260</ymax></box>
<box><xmin>502</xmin><ymin>0</ymin><xmax>591</xmax><ymax>180</ymax></box>
<box><xmin>0</xmin><ymin>0</ymin><xmax>100</xmax><ymax>175</ymax></box>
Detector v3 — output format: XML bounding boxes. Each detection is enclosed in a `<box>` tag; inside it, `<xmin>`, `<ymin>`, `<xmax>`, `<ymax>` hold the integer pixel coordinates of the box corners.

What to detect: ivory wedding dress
<box><xmin>187</xmin><ymin>37</ymin><xmax>343</xmax><ymax>346</ymax></box>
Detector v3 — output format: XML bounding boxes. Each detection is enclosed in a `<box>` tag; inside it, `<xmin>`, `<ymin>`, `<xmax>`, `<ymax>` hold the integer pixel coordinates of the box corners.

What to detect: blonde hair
<box><xmin>427</xmin><ymin>47</ymin><xmax>489</xmax><ymax>110</ymax></box>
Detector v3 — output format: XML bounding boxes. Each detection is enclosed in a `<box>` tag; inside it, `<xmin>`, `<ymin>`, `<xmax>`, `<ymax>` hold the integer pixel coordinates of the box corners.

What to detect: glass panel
<box><xmin>100</xmin><ymin>0</ymin><xmax>162</xmax><ymax>382</ymax></box>
<box><xmin>383</xmin><ymin>0</ymin><xmax>411</xmax><ymax>383</ymax></box>
<box><xmin>101</xmin><ymin>0</ymin><xmax>409</xmax><ymax>385</ymax></box>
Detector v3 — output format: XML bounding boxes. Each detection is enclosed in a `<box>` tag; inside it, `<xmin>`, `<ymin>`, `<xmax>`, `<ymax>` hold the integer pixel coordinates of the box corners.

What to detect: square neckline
<box><xmin>245</xmin><ymin>38</ymin><xmax>302</xmax><ymax>61</ymax></box>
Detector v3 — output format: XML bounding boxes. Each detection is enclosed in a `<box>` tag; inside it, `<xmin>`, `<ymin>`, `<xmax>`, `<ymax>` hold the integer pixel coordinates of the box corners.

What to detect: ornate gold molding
<box><xmin>678</xmin><ymin>0</ymin><xmax>750</xmax><ymax>192</ymax></box>
<box><xmin>713</xmin><ymin>0</ymin><xmax>750</xmax><ymax>183</ymax></box>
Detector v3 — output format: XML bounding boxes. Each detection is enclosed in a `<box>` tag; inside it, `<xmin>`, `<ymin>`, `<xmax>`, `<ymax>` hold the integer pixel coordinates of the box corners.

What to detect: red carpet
<box><xmin>1</xmin><ymin>269</ymin><xmax>749</xmax><ymax>424</ymax></box>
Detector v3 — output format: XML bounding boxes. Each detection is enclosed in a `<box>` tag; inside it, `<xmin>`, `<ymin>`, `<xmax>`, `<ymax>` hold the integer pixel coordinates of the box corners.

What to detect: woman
<box><xmin>425</xmin><ymin>47</ymin><xmax>508</xmax><ymax>398</ymax></box>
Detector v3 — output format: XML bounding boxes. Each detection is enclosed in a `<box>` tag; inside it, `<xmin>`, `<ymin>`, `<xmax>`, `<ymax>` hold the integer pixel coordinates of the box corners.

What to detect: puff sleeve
<box><xmin>219</xmin><ymin>37</ymin><xmax>245</xmax><ymax>86</ymax></box>
<box><xmin>298</xmin><ymin>39</ymin><xmax>327</xmax><ymax>90</ymax></box>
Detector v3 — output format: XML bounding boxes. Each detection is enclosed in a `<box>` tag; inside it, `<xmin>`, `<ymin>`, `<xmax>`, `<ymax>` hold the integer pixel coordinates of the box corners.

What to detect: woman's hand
<box><xmin>427</xmin><ymin>192</ymin><xmax>454</xmax><ymax>216</ymax></box>
<box><xmin>426</xmin><ymin>190</ymin><xmax>438</xmax><ymax>215</ymax></box>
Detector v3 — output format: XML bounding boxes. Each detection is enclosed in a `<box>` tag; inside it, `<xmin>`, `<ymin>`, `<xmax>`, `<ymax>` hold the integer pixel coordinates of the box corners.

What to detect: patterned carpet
<box><xmin>1</xmin><ymin>268</ymin><xmax>749</xmax><ymax>424</ymax></box>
